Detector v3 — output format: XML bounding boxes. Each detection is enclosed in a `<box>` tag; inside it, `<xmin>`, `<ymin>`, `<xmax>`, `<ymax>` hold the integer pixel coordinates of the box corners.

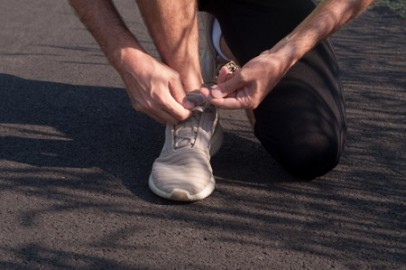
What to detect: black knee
<box><xmin>256</xmin><ymin>126</ymin><xmax>342</xmax><ymax>180</ymax></box>
<box><xmin>253</xmin><ymin>84</ymin><xmax>346</xmax><ymax>180</ymax></box>
<box><xmin>277</xmin><ymin>132</ymin><xmax>341</xmax><ymax>179</ymax></box>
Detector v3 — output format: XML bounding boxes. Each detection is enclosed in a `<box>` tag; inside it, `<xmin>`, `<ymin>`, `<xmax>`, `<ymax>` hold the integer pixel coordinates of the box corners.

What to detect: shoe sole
<box><xmin>148</xmin><ymin>175</ymin><xmax>215</xmax><ymax>202</ymax></box>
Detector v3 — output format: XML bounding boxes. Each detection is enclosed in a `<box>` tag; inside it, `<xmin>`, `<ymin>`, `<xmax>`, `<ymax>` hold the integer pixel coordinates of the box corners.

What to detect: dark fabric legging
<box><xmin>199</xmin><ymin>0</ymin><xmax>347</xmax><ymax>179</ymax></box>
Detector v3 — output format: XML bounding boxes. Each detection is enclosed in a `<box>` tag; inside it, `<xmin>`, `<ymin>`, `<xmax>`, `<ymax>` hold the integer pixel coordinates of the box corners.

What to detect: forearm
<box><xmin>268</xmin><ymin>0</ymin><xmax>374</xmax><ymax>66</ymax></box>
<box><xmin>210</xmin><ymin>0</ymin><xmax>374</xmax><ymax>109</ymax></box>
<box><xmin>137</xmin><ymin>0</ymin><xmax>203</xmax><ymax>91</ymax></box>
<box><xmin>68</xmin><ymin>0</ymin><xmax>144</xmax><ymax>71</ymax></box>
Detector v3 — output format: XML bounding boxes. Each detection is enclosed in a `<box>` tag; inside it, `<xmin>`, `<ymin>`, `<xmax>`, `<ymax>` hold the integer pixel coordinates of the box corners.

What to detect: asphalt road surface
<box><xmin>0</xmin><ymin>1</ymin><xmax>405</xmax><ymax>269</ymax></box>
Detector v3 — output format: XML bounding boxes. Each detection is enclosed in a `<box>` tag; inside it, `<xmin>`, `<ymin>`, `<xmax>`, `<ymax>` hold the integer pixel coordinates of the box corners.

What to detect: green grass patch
<box><xmin>375</xmin><ymin>0</ymin><xmax>406</xmax><ymax>18</ymax></box>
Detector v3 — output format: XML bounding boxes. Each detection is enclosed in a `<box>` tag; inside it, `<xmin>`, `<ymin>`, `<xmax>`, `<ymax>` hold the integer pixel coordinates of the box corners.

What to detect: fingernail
<box><xmin>211</xmin><ymin>85</ymin><xmax>223</xmax><ymax>98</ymax></box>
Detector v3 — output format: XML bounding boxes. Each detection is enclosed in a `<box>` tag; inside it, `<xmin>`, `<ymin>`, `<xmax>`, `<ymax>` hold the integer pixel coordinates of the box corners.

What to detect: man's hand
<box><xmin>119</xmin><ymin>48</ymin><xmax>193</xmax><ymax>124</ymax></box>
<box><xmin>68</xmin><ymin>0</ymin><xmax>194</xmax><ymax>124</ymax></box>
<box><xmin>209</xmin><ymin>50</ymin><xmax>291</xmax><ymax>109</ymax></box>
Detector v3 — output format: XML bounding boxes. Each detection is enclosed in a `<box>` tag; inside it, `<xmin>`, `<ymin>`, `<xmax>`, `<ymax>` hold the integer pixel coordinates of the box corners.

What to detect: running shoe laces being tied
<box><xmin>148</xmin><ymin>92</ymin><xmax>223</xmax><ymax>202</ymax></box>
<box><xmin>174</xmin><ymin>93</ymin><xmax>208</xmax><ymax>149</ymax></box>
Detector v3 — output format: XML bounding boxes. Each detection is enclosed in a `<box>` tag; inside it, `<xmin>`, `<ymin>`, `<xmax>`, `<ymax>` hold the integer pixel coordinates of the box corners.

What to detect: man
<box><xmin>69</xmin><ymin>0</ymin><xmax>373</xmax><ymax>202</ymax></box>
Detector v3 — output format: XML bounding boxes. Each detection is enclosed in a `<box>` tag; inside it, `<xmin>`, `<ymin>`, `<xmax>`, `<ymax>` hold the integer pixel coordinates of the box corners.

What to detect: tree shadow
<box><xmin>0</xmin><ymin>3</ymin><xmax>405</xmax><ymax>269</ymax></box>
<box><xmin>0</xmin><ymin>73</ymin><xmax>291</xmax><ymax>204</ymax></box>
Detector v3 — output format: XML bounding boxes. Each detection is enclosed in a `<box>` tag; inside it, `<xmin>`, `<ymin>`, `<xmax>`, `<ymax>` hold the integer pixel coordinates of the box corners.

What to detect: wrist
<box><xmin>106</xmin><ymin>37</ymin><xmax>146</xmax><ymax>74</ymax></box>
<box><xmin>262</xmin><ymin>37</ymin><xmax>303</xmax><ymax>72</ymax></box>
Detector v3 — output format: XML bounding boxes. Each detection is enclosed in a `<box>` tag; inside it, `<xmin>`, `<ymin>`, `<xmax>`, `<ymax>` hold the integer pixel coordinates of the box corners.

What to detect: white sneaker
<box><xmin>148</xmin><ymin>93</ymin><xmax>223</xmax><ymax>202</ymax></box>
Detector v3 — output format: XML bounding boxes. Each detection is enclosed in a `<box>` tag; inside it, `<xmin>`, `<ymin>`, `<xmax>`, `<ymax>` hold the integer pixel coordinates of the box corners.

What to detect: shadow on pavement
<box><xmin>1</xmin><ymin>1</ymin><xmax>405</xmax><ymax>269</ymax></box>
<box><xmin>0</xmin><ymin>73</ymin><xmax>290</xmax><ymax>202</ymax></box>
<box><xmin>0</xmin><ymin>72</ymin><xmax>404</xmax><ymax>269</ymax></box>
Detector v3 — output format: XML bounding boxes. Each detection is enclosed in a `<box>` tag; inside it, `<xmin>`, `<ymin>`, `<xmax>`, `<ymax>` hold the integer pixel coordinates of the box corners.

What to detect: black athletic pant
<box><xmin>199</xmin><ymin>0</ymin><xmax>347</xmax><ymax>179</ymax></box>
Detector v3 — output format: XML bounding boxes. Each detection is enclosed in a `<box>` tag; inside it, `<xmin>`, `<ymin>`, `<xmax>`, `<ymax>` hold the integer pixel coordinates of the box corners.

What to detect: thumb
<box><xmin>168</xmin><ymin>77</ymin><xmax>195</xmax><ymax>110</ymax></box>
<box><xmin>211</xmin><ymin>69</ymin><xmax>244</xmax><ymax>98</ymax></box>
<box><xmin>217</xmin><ymin>65</ymin><xmax>232</xmax><ymax>84</ymax></box>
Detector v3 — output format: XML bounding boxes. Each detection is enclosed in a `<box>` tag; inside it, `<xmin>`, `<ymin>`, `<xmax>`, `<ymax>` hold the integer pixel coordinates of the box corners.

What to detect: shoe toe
<box><xmin>149</xmin><ymin>150</ymin><xmax>214</xmax><ymax>202</ymax></box>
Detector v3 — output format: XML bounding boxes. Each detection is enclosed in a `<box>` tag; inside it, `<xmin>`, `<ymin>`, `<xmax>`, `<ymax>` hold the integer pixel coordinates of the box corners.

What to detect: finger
<box><xmin>211</xmin><ymin>71</ymin><xmax>245</xmax><ymax>98</ymax></box>
<box><xmin>132</xmin><ymin>101</ymin><xmax>142</xmax><ymax>112</ymax></box>
<box><xmin>199</xmin><ymin>84</ymin><xmax>211</xmax><ymax>99</ymax></box>
<box><xmin>162</xmin><ymin>98</ymin><xmax>192</xmax><ymax>122</ymax></box>
<box><xmin>133</xmin><ymin>100</ymin><xmax>178</xmax><ymax>125</ymax></box>
<box><xmin>163</xmin><ymin>90</ymin><xmax>192</xmax><ymax>122</ymax></box>
<box><xmin>149</xmin><ymin>111</ymin><xmax>178</xmax><ymax>125</ymax></box>
<box><xmin>148</xmin><ymin>106</ymin><xmax>179</xmax><ymax>125</ymax></box>
<box><xmin>168</xmin><ymin>77</ymin><xmax>195</xmax><ymax>110</ymax></box>
<box><xmin>217</xmin><ymin>65</ymin><xmax>232</xmax><ymax>84</ymax></box>
<box><xmin>210</xmin><ymin>96</ymin><xmax>244</xmax><ymax>109</ymax></box>
<box><xmin>155</xmin><ymin>109</ymin><xmax>179</xmax><ymax>125</ymax></box>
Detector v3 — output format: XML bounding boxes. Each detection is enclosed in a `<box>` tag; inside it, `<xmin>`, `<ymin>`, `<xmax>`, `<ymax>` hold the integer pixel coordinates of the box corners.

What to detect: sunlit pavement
<box><xmin>0</xmin><ymin>1</ymin><xmax>404</xmax><ymax>269</ymax></box>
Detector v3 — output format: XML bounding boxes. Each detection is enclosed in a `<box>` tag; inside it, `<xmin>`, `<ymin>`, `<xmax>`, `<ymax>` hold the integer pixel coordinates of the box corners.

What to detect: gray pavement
<box><xmin>0</xmin><ymin>1</ymin><xmax>405</xmax><ymax>269</ymax></box>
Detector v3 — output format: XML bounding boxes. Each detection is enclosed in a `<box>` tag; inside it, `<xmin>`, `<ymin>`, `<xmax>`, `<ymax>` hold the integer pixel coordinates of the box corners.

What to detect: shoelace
<box><xmin>174</xmin><ymin>92</ymin><xmax>211</xmax><ymax>149</ymax></box>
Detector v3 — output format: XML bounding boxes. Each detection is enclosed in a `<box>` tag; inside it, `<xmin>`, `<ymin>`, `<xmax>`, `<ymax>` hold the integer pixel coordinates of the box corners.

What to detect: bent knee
<box><xmin>279</xmin><ymin>132</ymin><xmax>342</xmax><ymax>179</ymax></box>
<box><xmin>256</xmin><ymin>129</ymin><xmax>343</xmax><ymax>180</ymax></box>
